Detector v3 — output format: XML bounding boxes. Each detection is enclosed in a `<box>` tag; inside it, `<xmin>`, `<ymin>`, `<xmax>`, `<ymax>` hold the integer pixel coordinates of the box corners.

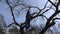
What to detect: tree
<box><xmin>0</xmin><ymin>0</ymin><xmax>60</xmax><ymax>34</ymax></box>
<box><xmin>7</xmin><ymin>24</ymin><xmax>20</xmax><ymax>34</ymax></box>
<box><xmin>0</xmin><ymin>14</ymin><xmax>6</xmax><ymax>34</ymax></box>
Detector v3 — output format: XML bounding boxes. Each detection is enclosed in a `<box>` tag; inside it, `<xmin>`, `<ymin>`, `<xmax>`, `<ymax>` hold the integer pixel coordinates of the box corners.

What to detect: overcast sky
<box><xmin>0</xmin><ymin>0</ymin><xmax>55</xmax><ymax>26</ymax></box>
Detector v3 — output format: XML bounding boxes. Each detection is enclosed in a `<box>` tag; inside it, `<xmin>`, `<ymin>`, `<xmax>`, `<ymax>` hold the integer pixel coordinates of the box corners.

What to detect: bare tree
<box><xmin>0</xmin><ymin>0</ymin><xmax>60</xmax><ymax>34</ymax></box>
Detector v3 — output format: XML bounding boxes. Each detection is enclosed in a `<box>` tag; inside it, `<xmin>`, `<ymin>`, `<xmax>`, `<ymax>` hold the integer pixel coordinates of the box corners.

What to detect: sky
<box><xmin>0</xmin><ymin>1</ymin><xmax>13</xmax><ymax>25</ymax></box>
<box><xmin>0</xmin><ymin>0</ymin><xmax>49</xmax><ymax>25</ymax></box>
<box><xmin>0</xmin><ymin>0</ymin><xmax>56</xmax><ymax>27</ymax></box>
<box><xmin>1</xmin><ymin>0</ymin><xmax>60</xmax><ymax>33</ymax></box>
